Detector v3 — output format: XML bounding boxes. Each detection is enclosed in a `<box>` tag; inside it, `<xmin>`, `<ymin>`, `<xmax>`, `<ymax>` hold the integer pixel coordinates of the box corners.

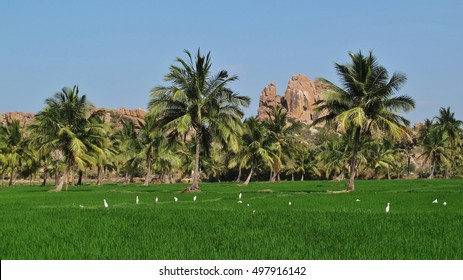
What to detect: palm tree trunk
<box><xmin>124</xmin><ymin>170</ymin><xmax>129</xmax><ymax>185</ymax></box>
<box><xmin>235</xmin><ymin>166</ymin><xmax>242</xmax><ymax>183</ymax></box>
<box><xmin>96</xmin><ymin>166</ymin><xmax>102</xmax><ymax>186</ymax></box>
<box><xmin>347</xmin><ymin>128</ymin><xmax>361</xmax><ymax>191</ymax></box>
<box><xmin>243</xmin><ymin>167</ymin><xmax>254</xmax><ymax>186</ymax></box>
<box><xmin>291</xmin><ymin>173</ymin><xmax>294</xmax><ymax>181</ymax></box>
<box><xmin>54</xmin><ymin>160</ymin><xmax>60</xmax><ymax>187</ymax></box>
<box><xmin>428</xmin><ymin>160</ymin><xmax>436</xmax><ymax>179</ymax></box>
<box><xmin>55</xmin><ymin>165</ymin><xmax>69</xmax><ymax>192</ymax></box>
<box><xmin>144</xmin><ymin>159</ymin><xmax>151</xmax><ymax>186</ymax></box>
<box><xmin>301</xmin><ymin>173</ymin><xmax>304</xmax><ymax>181</ymax></box>
<box><xmin>185</xmin><ymin>132</ymin><xmax>201</xmax><ymax>192</ymax></box>
<box><xmin>77</xmin><ymin>170</ymin><xmax>83</xmax><ymax>185</ymax></box>
<box><xmin>8</xmin><ymin>168</ymin><xmax>14</xmax><ymax>186</ymax></box>
<box><xmin>41</xmin><ymin>168</ymin><xmax>48</xmax><ymax>187</ymax></box>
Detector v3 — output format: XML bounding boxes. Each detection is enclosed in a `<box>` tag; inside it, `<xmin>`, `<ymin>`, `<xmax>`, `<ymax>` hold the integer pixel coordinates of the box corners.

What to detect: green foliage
<box><xmin>0</xmin><ymin>180</ymin><xmax>462</xmax><ymax>259</ymax></box>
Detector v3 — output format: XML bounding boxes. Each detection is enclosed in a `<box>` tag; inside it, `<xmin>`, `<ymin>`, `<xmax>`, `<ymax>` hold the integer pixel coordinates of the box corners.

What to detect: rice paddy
<box><xmin>0</xmin><ymin>179</ymin><xmax>462</xmax><ymax>260</ymax></box>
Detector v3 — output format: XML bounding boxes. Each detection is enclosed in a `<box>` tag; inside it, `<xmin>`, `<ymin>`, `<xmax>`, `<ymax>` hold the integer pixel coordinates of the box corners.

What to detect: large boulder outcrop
<box><xmin>257</xmin><ymin>74</ymin><xmax>326</xmax><ymax>125</ymax></box>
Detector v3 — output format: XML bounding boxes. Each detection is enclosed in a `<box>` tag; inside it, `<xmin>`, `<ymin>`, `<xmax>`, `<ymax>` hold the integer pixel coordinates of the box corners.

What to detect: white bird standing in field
<box><xmin>239</xmin><ymin>193</ymin><xmax>242</xmax><ymax>199</ymax></box>
<box><xmin>443</xmin><ymin>202</ymin><xmax>447</xmax><ymax>206</ymax></box>
<box><xmin>356</xmin><ymin>199</ymin><xmax>361</xmax><ymax>202</ymax></box>
<box><xmin>155</xmin><ymin>197</ymin><xmax>159</xmax><ymax>204</ymax></box>
<box><xmin>237</xmin><ymin>200</ymin><xmax>243</xmax><ymax>204</ymax></box>
<box><xmin>136</xmin><ymin>196</ymin><xmax>139</xmax><ymax>204</ymax></box>
<box><xmin>174</xmin><ymin>197</ymin><xmax>178</xmax><ymax>202</ymax></box>
<box><xmin>289</xmin><ymin>201</ymin><xmax>292</xmax><ymax>206</ymax></box>
<box><xmin>432</xmin><ymin>199</ymin><xmax>438</xmax><ymax>203</ymax></box>
<box><xmin>104</xmin><ymin>199</ymin><xmax>108</xmax><ymax>208</ymax></box>
<box><xmin>386</xmin><ymin>202</ymin><xmax>390</xmax><ymax>213</ymax></box>
<box><xmin>193</xmin><ymin>195</ymin><xmax>197</xmax><ymax>202</ymax></box>
<box><xmin>79</xmin><ymin>204</ymin><xmax>84</xmax><ymax>208</ymax></box>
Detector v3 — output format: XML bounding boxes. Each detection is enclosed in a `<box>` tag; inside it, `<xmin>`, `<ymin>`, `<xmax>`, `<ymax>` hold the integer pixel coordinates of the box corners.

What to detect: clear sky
<box><xmin>1</xmin><ymin>0</ymin><xmax>462</xmax><ymax>124</ymax></box>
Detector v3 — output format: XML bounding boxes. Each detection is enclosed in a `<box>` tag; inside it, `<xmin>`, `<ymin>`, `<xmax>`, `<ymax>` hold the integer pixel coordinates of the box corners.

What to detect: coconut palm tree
<box><xmin>317</xmin><ymin>134</ymin><xmax>350</xmax><ymax>180</ymax></box>
<box><xmin>0</xmin><ymin>120</ymin><xmax>32</xmax><ymax>186</ymax></box>
<box><xmin>30</xmin><ymin>86</ymin><xmax>106</xmax><ymax>191</ymax></box>
<box><xmin>263</xmin><ymin>107</ymin><xmax>303</xmax><ymax>181</ymax></box>
<box><xmin>418</xmin><ymin>125</ymin><xmax>452</xmax><ymax>178</ymax></box>
<box><xmin>434</xmin><ymin>107</ymin><xmax>462</xmax><ymax>145</ymax></box>
<box><xmin>113</xmin><ymin>121</ymin><xmax>142</xmax><ymax>184</ymax></box>
<box><xmin>240</xmin><ymin>117</ymin><xmax>275</xmax><ymax>185</ymax></box>
<box><xmin>149</xmin><ymin>49</ymin><xmax>250</xmax><ymax>191</ymax></box>
<box><xmin>313</xmin><ymin>51</ymin><xmax>415</xmax><ymax>191</ymax></box>
<box><xmin>136</xmin><ymin>115</ymin><xmax>180</xmax><ymax>185</ymax></box>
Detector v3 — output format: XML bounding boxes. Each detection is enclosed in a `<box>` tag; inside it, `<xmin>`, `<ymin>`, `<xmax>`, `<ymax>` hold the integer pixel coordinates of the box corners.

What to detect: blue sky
<box><xmin>1</xmin><ymin>0</ymin><xmax>462</xmax><ymax>124</ymax></box>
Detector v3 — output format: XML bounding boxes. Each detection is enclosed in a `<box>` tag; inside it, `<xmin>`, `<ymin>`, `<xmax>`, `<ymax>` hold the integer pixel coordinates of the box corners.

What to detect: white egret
<box><xmin>247</xmin><ymin>203</ymin><xmax>250</xmax><ymax>207</ymax></box>
<box><xmin>386</xmin><ymin>202</ymin><xmax>390</xmax><ymax>213</ymax></box>
<box><xmin>356</xmin><ymin>199</ymin><xmax>361</xmax><ymax>202</ymax></box>
<box><xmin>432</xmin><ymin>199</ymin><xmax>438</xmax><ymax>204</ymax></box>
<box><xmin>104</xmin><ymin>199</ymin><xmax>108</xmax><ymax>208</ymax></box>
<box><xmin>239</xmin><ymin>193</ymin><xmax>242</xmax><ymax>199</ymax></box>
<box><xmin>253</xmin><ymin>210</ymin><xmax>256</xmax><ymax>214</ymax></box>
<box><xmin>174</xmin><ymin>197</ymin><xmax>178</xmax><ymax>202</ymax></box>
<box><xmin>79</xmin><ymin>205</ymin><xmax>84</xmax><ymax>208</ymax></box>
<box><xmin>443</xmin><ymin>202</ymin><xmax>447</xmax><ymax>206</ymax></box>
<box><xmin>136</xmin><ymin>196</ymin><xmax>139</xmax><ymax>204</ymax></box>
<box><xmin>238</xmin><ymin>200</ymin><xmax>243</xmax><ymax>204</ymax></box>
<box><xmin>289</xmin><ymin>201</ymin><xmax>292</xmax><ymax>206</ymax></box>
<box><xmin>155</xmin><ymin>197</ymin><xmax>159</xmax><ymax>204</ymax></box>
<box><xmin>193</xmin><ymin>196</ymin><xmax>197</xmax><ymax>202</ymax></box>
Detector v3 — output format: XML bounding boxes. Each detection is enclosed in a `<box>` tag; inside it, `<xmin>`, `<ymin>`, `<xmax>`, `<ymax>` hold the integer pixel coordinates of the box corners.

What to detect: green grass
<box><xmin>0</xmin><ymin>179</ymin><xmax>462</xmax><ymax>260</ymax></box>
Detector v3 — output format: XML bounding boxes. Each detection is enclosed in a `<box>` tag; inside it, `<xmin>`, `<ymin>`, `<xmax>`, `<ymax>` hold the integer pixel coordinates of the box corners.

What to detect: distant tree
<box><xmin>149</xmin><ymin>49</ymin><xmax>250</xmax><ymax>191</ymax></box>
<box><xmin>418</xmin><ymin>124</ymin><xmax>451</xmax><ymax>178</ymax></box>
<box><xmin>264</xmin><ymin>106</ymin><xmax>302</xmax><ymax>181</ymax></box>
<box><xmin>313</xmin><ymin>51</ymin><xmax>415</xmax><ymax>191</ymax></box>
<box><xmin>0</xmin><ymin>120</ymin><xmax>32</xmax><ymax>186</ymax></box>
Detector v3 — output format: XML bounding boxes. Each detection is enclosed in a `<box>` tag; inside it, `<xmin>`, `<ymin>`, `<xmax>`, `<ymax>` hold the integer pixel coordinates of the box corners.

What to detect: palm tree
<box><xmin>149</xmin><ymin>49</ymin><xmax>250</xmax><ymax>191</ymax></box>
<box><xmin>136</xmin><ymin>115</ymin><xmax>180</xmax><ymax>185</ymax></box>
<box><xmin>419</xmin><ymin>125</ymin><xmax>451</xmax><ymax>178</ymax></box>
<box><xmin>264</xmin><ymin>106</ymin><xmax>302</xmax><ymax>181</ymax></box>
<box><xmin>434</xmin><ymin>107</ymin><xmax>462</xmax><ymax>145</ymax></box>
<box><xmin>317</xmin><ymin>134</ymin><xmax>350</xmax><ymax>180</ymax></box>
<box><xmin>240</xmin><ymin>117</ymin><xmax>275</xmax><ymax>185</ymax></box>
<box><xmin>313</xmin><ymin>51</ymin><xmax>415</xmax><ymax>191</ymax></box>
<box><xmin>113</xmin><ymin>121</ymin><xmax>141</xmax><ymax>184</ymax></box>
<box><xmin>30</xmin><ymin>86</ymin><xmax>106</xmax><ymax>191</ymax></box>
<box><xmin>0</xmin><ymin>120</ymin><xmax>32</xmax><ymax>186</ymax></box>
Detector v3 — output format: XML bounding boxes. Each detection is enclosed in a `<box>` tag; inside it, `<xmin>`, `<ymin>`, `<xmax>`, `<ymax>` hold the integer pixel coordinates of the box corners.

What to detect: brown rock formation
<box><xmin>0</xmin><ymin>107</ymin><xmax>147</xmax><ymax>129</ymax></box>
<box><xmin>257</xmin><ymin>74</ymin><xmax>326</xmax><ymax>124</ymax></box>
<box><xmin>0</xmin><ymin>112</ymin><xmax>35</xmax><ymax>127</ymax></box>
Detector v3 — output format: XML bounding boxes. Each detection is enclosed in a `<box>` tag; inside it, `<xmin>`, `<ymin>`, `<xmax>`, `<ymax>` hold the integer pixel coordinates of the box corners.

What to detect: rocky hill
<box><xmin>0</xmin><ymin>107</ymin><xmax>147</xmax><ymax>129</ymax></box>
<box><xmin>257</xmin><ymin>74</ymin><xmax>327</xmax><ymax>125</ymax></box>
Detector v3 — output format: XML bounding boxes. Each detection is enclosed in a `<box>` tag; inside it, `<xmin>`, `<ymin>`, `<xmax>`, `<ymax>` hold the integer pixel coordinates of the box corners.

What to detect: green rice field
<box><xmin>0</xmin><ymin>179</ymin><xmax>462</xmax><ymax>260</ymax></box>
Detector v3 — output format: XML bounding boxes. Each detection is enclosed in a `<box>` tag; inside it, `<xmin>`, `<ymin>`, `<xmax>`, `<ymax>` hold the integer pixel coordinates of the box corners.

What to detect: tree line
<box><xmin>1</xmin><ymin>50</ymin><xmax>462</xmax><ymax>191</ymax></box>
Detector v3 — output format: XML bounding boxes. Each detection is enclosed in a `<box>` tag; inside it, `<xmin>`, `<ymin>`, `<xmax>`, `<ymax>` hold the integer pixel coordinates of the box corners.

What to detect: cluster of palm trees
<box><xmin>1</xmin><ymin>49</ymin><xmax>462</xmax><ymax>191</ymax></box>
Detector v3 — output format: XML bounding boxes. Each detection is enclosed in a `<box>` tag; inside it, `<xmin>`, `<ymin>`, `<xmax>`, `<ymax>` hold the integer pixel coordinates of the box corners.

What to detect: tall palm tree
<box><xmin>149</xmin><ymin>49</ymin><xmax>250</xmax><ymax>191</ymax></box>
<box><xmin>313</xmin><ymin>51</ymin><xmax>415</xmax><ymax>191</ymax></box>
<box><xmin>30</xmin><ymin>86</ymin><xmax>106</xmax><ymax>191</ymax></box>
